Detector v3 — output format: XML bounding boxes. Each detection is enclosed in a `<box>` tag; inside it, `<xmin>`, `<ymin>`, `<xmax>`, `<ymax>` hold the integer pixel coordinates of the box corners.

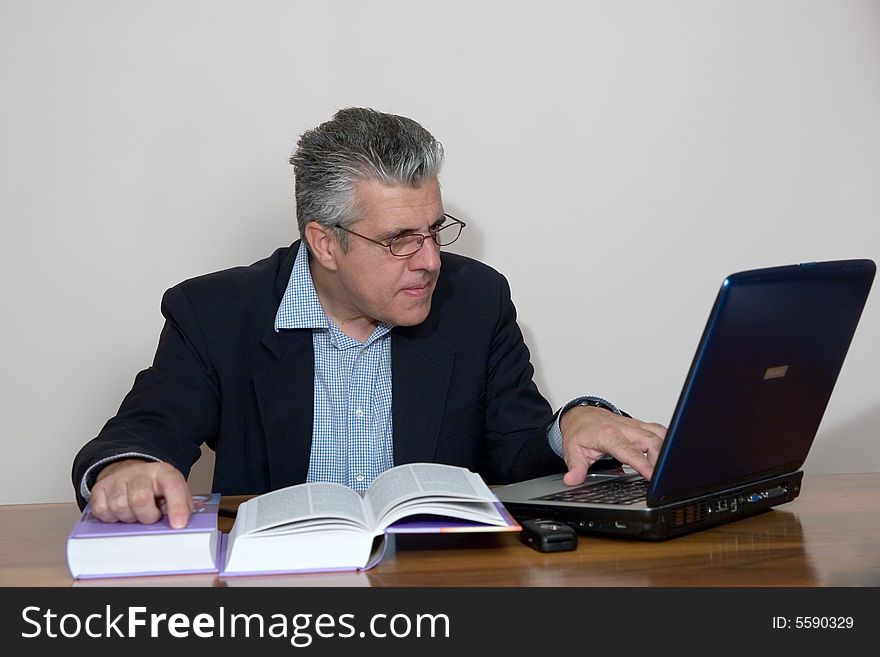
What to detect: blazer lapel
<box><xmin>391</xmin><ymin>326</ymin><xmax>456</xmax><ymax>466</ymax></box>
<box><xmin>253</xmin><ymin>323</ymin><xmax>315</xmax><ymax>491</ymax></box>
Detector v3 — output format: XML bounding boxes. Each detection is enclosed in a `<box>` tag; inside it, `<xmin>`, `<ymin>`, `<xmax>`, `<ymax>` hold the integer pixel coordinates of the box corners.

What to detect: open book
<box><xmin>220</xmin><ymin>463</ymin><xmax>519</xmax><ymax>576</ymax></box>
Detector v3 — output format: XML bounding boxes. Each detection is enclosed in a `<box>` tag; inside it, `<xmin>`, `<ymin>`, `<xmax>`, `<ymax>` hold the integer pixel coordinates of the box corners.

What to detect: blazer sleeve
<box><xmin>481</xmin><ymin>274</ymin><xmax>566</xmax><ymax>483</ymax></box>
<box><xmin>70</xmin><ymin>285</ymin><xmax>220</xmax><ymax>508</ymax></box>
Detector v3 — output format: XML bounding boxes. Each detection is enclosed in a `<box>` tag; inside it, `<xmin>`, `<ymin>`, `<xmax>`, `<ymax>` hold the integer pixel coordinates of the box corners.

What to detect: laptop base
<box><xmin>503</xmin><ymin>471</ymin><xmax>803</xmax><ymax>541</ymax></box>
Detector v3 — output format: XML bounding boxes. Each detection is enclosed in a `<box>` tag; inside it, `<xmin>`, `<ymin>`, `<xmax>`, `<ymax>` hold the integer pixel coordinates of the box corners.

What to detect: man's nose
<box><xmin>410</xmin><ymin>236</ymin><xmax>441</xmax><ymax>271</ymax></box>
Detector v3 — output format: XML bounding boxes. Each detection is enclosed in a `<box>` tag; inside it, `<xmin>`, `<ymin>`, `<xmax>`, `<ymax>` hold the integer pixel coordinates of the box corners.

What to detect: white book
<box><xmin>219</xmin><ymin>463</ymin><xmax>519</xmax><ymax>576</ymax></box>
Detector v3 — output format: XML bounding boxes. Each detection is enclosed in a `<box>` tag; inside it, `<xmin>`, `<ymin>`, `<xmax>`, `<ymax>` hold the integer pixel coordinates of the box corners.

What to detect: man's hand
<box><xmin>90</xmin><ymin>459</ymin><xmax>193</xmax><ymax>528</ymax></box>
<box><xmin>560</xmin><ymin>406</ymin><xmax>667</xmax><ymax>485</ymax></box>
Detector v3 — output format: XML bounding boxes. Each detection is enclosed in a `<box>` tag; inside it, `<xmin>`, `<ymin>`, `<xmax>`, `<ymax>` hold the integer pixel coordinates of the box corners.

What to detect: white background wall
<box><xmin>1</xmin><ymin>0</ymin><xmax>878</xmax><ymax>504</ymax></box>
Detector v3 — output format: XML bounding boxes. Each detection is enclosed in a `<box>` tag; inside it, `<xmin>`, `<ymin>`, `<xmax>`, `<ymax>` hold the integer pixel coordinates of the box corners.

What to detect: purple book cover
<box><xmin>70</xmin><ymin>493</ymin><xmax>221</xmax><ymax>538</ymax></box>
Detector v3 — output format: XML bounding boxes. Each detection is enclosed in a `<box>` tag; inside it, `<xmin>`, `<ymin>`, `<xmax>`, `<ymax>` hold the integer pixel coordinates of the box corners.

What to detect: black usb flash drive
<box><xmin>519</xmin><ymin>519</ymin><xmax>577</xmax><ymax>552</ymax></box>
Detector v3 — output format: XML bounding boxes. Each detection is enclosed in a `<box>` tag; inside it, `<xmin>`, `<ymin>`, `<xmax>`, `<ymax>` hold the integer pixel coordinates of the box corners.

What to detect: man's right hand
<box><xmin>90</xmin><ymin>459</ymin><xmax>193</xmax><ymax>529</ymax></box>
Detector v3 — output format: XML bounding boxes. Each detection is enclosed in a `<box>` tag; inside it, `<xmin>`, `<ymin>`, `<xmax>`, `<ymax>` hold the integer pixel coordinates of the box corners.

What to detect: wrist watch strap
<box><xmin>561</xmin><ymin>396</ymin><xmax>627</xmax><ymax>418</ymax></box>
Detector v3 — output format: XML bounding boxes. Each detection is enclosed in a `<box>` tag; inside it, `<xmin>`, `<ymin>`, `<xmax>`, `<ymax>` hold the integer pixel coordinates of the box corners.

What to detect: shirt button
<box><xmin>355</xmin><ymin>474</ymin><xmax>365</xmax><ymax>482</ymax></box>
<box><xmin>354</xmin><ymin>408</ymin><xmax>364</xmax><ymax>418</ymax></box>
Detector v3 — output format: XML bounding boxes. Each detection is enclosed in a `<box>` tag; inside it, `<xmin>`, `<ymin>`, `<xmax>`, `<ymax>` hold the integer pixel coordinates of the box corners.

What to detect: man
<box><xmin>72</xmin><ymin>108</ymin><xmax>666</xmax><ymax>528</ymax></box>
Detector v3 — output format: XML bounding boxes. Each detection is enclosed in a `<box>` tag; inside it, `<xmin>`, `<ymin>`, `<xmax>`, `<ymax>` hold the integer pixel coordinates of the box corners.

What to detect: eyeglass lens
<box><xmin>389</xmin><ymin>221</ymin><xmax>463</xmax><ymax>256</ymax></box>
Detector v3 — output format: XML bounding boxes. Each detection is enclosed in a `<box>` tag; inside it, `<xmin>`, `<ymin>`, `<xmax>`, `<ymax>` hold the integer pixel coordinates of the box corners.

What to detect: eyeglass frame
<box><xmin>332</xmin><ymin>213</ymin><xmax>467</xmax><ymax>257</ymax></box>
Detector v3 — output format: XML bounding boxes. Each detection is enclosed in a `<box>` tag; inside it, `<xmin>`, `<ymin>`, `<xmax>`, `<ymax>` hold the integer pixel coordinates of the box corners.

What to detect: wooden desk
<box><xmin>2</xmin><ymin>473</ymin><xmax>878</xmax><ymax>587</ymax></box>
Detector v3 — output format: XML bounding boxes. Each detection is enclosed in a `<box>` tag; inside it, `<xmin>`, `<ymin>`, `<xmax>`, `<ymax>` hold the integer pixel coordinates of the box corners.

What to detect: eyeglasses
<box><xmin>334</xmin><ymin>213</ymin><xmax>466</xmax><ymax>257</ymax></box>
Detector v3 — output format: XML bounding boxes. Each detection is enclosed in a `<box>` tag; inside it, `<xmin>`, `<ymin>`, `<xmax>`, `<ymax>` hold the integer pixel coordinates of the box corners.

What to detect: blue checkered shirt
<box><xmin>274</xmin><ymin>245</ymin><xmax>395</xmax><ymax>491</ymax></box>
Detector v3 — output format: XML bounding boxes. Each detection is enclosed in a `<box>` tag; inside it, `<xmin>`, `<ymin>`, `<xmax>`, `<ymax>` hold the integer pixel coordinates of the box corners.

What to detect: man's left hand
<box><xmin>560</xmin><ymin>406</ymin><xmax>667</xmax><ymax>485</ymax></box>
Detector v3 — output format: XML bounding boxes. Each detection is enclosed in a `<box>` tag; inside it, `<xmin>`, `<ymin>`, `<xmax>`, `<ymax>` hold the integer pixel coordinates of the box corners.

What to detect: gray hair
<box><xmin>290</xmin><ymin>107</ymin><xmax>445</xmax><ymax>248</ymax></box>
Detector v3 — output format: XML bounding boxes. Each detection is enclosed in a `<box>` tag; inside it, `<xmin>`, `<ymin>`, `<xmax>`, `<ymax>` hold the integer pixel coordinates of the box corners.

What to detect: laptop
<box><xmin>495</xmin><ymin>259</ymin><xmax>876</xmax><ymax>540</ymax></box>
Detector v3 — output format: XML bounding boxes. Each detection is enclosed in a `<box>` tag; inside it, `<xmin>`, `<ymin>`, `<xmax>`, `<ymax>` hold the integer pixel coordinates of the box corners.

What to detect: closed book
<box><xmin>67</xmin><ymin>493</ymin><xmax>222</xmax><ymax>579</ymax></box>
<box><xmin>219</xmin><ymin>463</ymin><xmax>520</xmax><ymax>576</ymax></box>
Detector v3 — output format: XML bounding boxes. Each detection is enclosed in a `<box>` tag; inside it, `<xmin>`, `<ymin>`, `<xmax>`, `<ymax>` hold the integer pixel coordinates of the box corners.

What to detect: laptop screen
<box><xmin>648</xmin><ymin>260</ymin><xmax>875</xmax><ymax>505</ymax></box>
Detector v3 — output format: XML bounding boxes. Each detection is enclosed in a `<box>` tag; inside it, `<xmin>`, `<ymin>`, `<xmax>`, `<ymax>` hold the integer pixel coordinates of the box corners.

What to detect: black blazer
<box><xmin>72</xmin><ymin>242</ymin><xmax>564</xmax><ymax>508</ymax></box>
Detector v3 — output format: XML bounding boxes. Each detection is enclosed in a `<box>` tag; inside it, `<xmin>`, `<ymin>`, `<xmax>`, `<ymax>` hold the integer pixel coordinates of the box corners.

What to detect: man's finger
<box><xmin>88</xmin><ymin>487</ymin><xmax>116</xmax><ymax>523</ymax></box>
<box><xmin>602</xmin><ymin>439</ymin><xmax>655</xmax><ymax>480</ymax></box>
<box><xmin>105</xmin><ymin>484</ymin><xmax>139</xmax><ymax>523</ymax></box>
<box><xmin>128</xmin><ymin>478</ymin><xmax>163</xmax><ymax>525</ymax></box>
<box><xmin>563</xmin><ymin>462</ymin><xmax>590</xmax><ymax>487</ymax></box>
<box><xmin>639</xmin><ymin>422</ymin><xmax>668</xmax><ymax>440</ymax></box>
<box><xmin>625</xmin><ymin>451</ymin><xmax>654</xmax><ymax>480</ymax></box>
<box><xmin>155</xmin><ymin>469</ymin><xmax>193</xmax><ymax>529</ymax></box>
<box><xmin>614</xmin><ymin>423</ymin><xmax>666</xmax><ymax>474</ymax></box>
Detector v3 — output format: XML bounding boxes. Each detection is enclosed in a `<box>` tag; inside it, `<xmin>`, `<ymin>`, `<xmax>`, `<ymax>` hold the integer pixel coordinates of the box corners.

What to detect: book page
<box><xmin>364</xmin><ymin>463</ymin><xmax>494</xmax><ymax>525</ymax></box>
<box><xmin>244</xmin><ymin>483</ymin><xmax>369</xmax><ymax>534</ymax></box>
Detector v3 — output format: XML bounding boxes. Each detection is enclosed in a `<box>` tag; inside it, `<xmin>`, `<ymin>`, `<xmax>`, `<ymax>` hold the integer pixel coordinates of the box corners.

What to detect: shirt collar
<box><xmin>273</xmin><ymin>243</ymin><xmax>394</xmax><ymax>345</ymax></box>
<box><xmin>274</xmin><ymin>244</ymin><xmax>329</xmax><ymax>331</ymax></box>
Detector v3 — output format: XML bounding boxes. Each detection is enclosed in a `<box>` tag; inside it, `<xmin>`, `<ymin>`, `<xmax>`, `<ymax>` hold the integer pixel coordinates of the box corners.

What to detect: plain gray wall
<box><xmin>2</xmin><ymin>0</ymin><xmax>878</xmax><ymax>504</ymax></box>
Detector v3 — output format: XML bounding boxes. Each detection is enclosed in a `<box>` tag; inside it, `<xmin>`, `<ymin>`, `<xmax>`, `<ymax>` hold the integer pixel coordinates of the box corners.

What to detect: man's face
<box><xmin>332</xmin><ymin>177</ymin><xmax>444</xmax><ymax>328</ymax></box>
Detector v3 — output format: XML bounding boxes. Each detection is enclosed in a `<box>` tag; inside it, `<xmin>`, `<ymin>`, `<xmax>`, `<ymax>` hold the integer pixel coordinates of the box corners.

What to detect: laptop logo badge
<box><xmin>764</xmin><ymin>365</ymin><xmax>789</xmax><ymax>380</ymax></box>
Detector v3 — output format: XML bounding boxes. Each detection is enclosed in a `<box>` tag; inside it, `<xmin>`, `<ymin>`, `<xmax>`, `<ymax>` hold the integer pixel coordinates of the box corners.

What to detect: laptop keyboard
<box><xmin>537</xmin><ymin>475</ymin><xmax>648</xmax><ymax>505</ymax></box>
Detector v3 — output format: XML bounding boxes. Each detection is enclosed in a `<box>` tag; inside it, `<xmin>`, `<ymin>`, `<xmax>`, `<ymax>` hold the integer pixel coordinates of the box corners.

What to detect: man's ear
<box><xmin>304</xmin><ymin>221</ymin><xmax>340</xmax><ymax>272</ymax></box>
